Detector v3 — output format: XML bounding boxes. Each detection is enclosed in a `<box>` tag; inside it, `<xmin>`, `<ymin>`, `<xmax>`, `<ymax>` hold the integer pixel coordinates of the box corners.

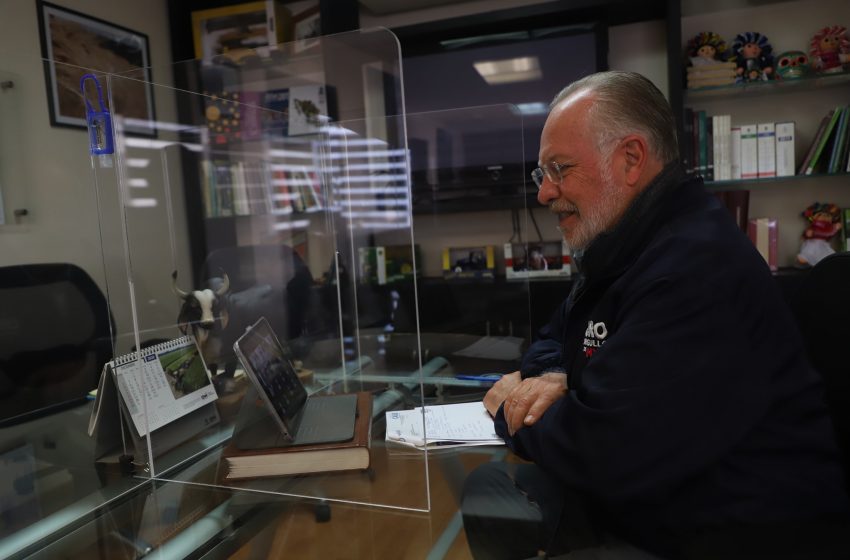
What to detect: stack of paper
<box><xmin>385</xmin><ymin>401</ymin><xmax>504</xmax><ymax>450</ymax></box>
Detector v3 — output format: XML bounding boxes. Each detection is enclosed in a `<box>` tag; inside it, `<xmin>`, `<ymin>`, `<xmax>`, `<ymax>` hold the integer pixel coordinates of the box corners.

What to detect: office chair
<box><xmin>0</xmin><ymin>263</ymin><xmax>114</xmax><ymax>426</ymax></box>
<box><xmin>791</xmin><ymin>252</ymin><xmax>850</xmax><ymax>479</ymax></box>
<box><xmin>200</xmin><ymin>244</ymin><xmax>313</xmax><ymax>342</ymax></box>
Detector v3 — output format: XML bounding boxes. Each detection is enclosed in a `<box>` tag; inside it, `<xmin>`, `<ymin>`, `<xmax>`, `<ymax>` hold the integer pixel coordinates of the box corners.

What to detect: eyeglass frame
<box><xmin>530</xmin><ymin>161</ymin><xmax>573</xmax><ymax>190</ymax></box>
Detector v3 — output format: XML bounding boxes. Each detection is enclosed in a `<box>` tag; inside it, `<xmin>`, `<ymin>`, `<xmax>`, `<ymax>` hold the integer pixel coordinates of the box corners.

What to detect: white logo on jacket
<box><xmin>583</xmin><ymin>320</ymin><xmax>607</xmax><ymax>357</ymax></box>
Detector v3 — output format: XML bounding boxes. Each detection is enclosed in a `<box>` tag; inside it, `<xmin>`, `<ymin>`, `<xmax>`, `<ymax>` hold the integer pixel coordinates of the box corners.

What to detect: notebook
<box><xmin>232</xmin><ymin>317</ymin><xmax>357</xmax><ymax>450</ymax></box>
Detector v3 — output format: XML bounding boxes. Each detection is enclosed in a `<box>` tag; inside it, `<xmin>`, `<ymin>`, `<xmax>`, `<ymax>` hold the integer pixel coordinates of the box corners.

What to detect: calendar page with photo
<box><xmin>110</xmin><ymin>336</ymin><xmax>218</xmax><ymax>436</ymax></box>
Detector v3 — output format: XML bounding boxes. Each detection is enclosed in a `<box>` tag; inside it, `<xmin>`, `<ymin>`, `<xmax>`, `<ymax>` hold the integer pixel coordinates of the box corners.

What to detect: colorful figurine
<box><xmin>686</xmin><ymin>31</ymin><xmax>731</xmax><ymax>66</ymax></box>
<box><xmin>775</xmin><ymin>51</ymin><xmax>813</xmax><ymax>80</ymax></box>
<box><xmin>797</xmin><ymin>202</ymin><xmax>842</xmax><ymax>267</ymax></box>
<box><xmin>809</xmin><ymin>26</ymin><xmax>850</xmax><ymax>74</ymax></box>
<box><xmin>732</xmin><ymin>32</ymin><xmax>774</xmax><ymax>82</ymax></box>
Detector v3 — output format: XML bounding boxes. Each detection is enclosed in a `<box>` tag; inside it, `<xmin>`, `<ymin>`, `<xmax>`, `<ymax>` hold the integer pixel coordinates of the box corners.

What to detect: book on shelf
<box><xmin>740</xmin><ymin>124</ymin><xmax>758</xmax><ymax>180</ymax></box>
<box><xmin>748</xmin><ymin>217</ymin><xmax>778</xmax><ymax>272</ymax></box>
<box><xmin>706</xmin><ymin>113</ymin><xmax>714</xmax><ymax>181</ymax></box>
<box><xmin>803</xmin><ymin>107</ymin><xmax>842</xmax><ymax>175</ymax></box>
<box><xmin>730</xmin><ymin>127</ymin><xmax>742</xmax><ymax>180</ymax></box>
<box><xmin>221</xmin><ymin>391</ymin><xmax>372</xmax><ymax>480</ymax></box>
<box><xmin>828</xmin><ymin>107</ymin><xmax>849</xmax><ymax>174</ymax></box>
<box><xmin>697</xmin><ymin>110</ymin><xmax>707</xmax><ymax>178</ymax></box>
<box><xmin>757</xmin><ymin>123</ymin><xmax>776</xmax><ymax>179</ymax></box>
<box><xmin>88</xmin><ymin>336</ymin><xmax>221</xmax><ymax>462</ymax></box>
<box><xmin>798</xmin><ymin>111</ymin><xmax>832</xmax><ymax>175</ymax></box>
<box><xmin>683</xmin><ymin>107</ymin><xmax>695</xmax><ymax>176</ymax></box>
<box><xmin>715</xmin><ymin>190</ymin><xmax>750</xmax><ymax>232</ymax></box>
<box><xmin>775</xmin><ymin>122</ymin><xmax>796</xmax><ymax>178</ymax></box>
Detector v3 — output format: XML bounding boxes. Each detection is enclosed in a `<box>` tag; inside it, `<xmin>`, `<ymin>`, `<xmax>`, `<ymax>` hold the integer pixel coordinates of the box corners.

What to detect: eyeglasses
<box><xmin>530</xmin><ymin>161</ymin><xmax>572</xmax><ymax>190</ymax></box>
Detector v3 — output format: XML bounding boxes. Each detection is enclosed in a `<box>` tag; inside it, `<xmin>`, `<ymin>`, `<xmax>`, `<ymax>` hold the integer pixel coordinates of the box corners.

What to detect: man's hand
<box><xmin>502</xmin><ymin>372</ymin><xmax>568</xmax><ymax>435</ymax></box>
<box><xmin>483</xmin><ymin>371</ymin><xmax>521</xmax><ymax>417</ymax></box>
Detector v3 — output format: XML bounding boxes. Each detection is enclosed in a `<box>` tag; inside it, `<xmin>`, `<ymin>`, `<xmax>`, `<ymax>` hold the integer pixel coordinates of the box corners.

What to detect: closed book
<box><xmin>221</xmin><ymin>391</ymin><xmax>372</xmax><ymax>480</ymax></box>
<box><xmin>805</xmin><ymin>107</ymin><xmax>842</xmax><ymax>175</ymax></box>
<box><xmin>748</xmin><ymin>218</ymin><xmax>778</xmax><ymax>272</ymax></box>
<box><xmin>757</xmin><ymin>123</ymin><xmax>776</xmax><ymax>178</ymax></box>
<box><xmin>683</xmin><ymin>107</ymin><xmax>695</xmax><ymax>175</ymax></box>
<box><xmin>698</xmin><ymin>110</ymin><xmax>707</xmax><ymax>178</ymax></box>
<box><xmin>798</xmin><ymin>112</ymin><xmax>832</xmax><ymax>175</ymax></box>
<box><xmin>775</xmin><ymin>122</ymin><xmax>795</xmax><ymax>177</ymax></box>
<box><xmin>828</xmin><ymin>107</ymin><xmax>849</xmax><ymax>173</ymax></box>
<box><xmin>740</xmin><ymin>125</ymin><xmax>758</xmax><ymax>179</ymax></box>
<box><xmin>730</xmin><ymin>127</ymin><xmax>742</xmax><ymax>180</ymax></box>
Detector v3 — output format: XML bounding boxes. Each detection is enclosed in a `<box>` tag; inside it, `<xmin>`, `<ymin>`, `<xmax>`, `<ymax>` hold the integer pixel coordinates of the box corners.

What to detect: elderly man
<box><xmin>461</xmin><ymin>71</ymin><xmax>849</xmax><ymax>559</ymax></box>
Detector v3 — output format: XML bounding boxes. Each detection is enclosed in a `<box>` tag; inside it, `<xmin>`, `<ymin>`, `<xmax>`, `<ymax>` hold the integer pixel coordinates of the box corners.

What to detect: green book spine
<box><xmin>806</xmin><ymin>107</ymin><xmax>843</xmax><ymax>175</ymax></box>
<box><xmin>828</xmin><ymin>106</ymin><xmax>848</xmax><ymax>173</ymax></box>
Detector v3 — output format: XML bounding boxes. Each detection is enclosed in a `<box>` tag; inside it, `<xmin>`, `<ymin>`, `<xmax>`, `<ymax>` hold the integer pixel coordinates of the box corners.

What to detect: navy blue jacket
<box><xmin>495</xmin><ymin>163</ymin><xmax>849</xmax><ymax>555</ymax></box>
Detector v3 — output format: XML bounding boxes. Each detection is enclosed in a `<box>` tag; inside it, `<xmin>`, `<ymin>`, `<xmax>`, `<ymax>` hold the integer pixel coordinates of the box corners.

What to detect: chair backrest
<box><xmin>200</xmin><ymin>244</ymin><xmax>313</xmax><ymax>341</ymax></box>
<box><xmin>791</xmin><ymin>252</ymin><xmax>850</xmax><ymax>471</ymax></box>
<box><xmin>0</xmin><ymin>263</ymin><xmax>113</xmax><ymax>426</ymax></box>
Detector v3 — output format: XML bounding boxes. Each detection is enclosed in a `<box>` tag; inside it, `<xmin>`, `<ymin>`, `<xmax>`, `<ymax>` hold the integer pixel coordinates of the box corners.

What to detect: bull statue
<box><xmin>172</xmin><ymin>269</ymin><xmax>282</xmax><ymax>386</ymax></box>
<box><xmin>171</xmin><ymin>270</ymin><xmax>234</xmax><ymax>378</ymax></box>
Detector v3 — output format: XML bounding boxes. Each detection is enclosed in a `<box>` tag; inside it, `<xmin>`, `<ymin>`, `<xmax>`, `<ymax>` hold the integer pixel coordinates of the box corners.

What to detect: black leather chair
<box><xmin>0</xmin><ymin>263</ymin><xmax>113</xmax><ymax>426</ymax></box>
<box><xmin>200</xmin><ymin>244</ymin><xmax>313</xmax><ymax>340</ymax></box>
<box><xmin>791</xmin><ymin>252</ymin><xmax>850</xmax><ymax>480</ymax></box>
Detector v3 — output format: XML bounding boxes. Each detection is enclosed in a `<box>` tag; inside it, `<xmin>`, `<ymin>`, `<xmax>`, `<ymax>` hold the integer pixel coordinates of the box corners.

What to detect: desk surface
<box><xmin>0</xmin><ymin>333</ymin><xmax>515</xmax><ymax>559</ymax></box>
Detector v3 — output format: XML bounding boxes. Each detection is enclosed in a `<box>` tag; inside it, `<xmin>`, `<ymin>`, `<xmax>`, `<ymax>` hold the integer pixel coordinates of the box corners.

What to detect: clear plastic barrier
<box><xmin>0</xmin><ymin>69</ymin><xmax>29</xmax><ymax>226</ymax></box>
<box><xmin>59</xmin><ymin>28</ymin><xmax>532</xmax><ymax>515</ymax></box>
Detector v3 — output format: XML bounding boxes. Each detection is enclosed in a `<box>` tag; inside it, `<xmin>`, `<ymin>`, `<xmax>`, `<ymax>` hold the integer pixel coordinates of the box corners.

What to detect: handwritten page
<box><xmin>385</xmin><ymin>401</ymin><xmax>504</xmax><ymax>450</ymax></box>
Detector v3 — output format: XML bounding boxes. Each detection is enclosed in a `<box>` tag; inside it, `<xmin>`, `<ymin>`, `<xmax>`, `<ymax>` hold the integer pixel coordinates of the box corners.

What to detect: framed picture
<box><xmin>442</xmin><ymin>245</ymin><xmax>496</xmax><ymax>280</ymax></box>
<box><xmin>504</xmin><ymin>241</ymin><xmax>572</xmax><ymax>280</ymax></box>
<box><xmin>292</xmin><ymin>6</ymin><xmax>321</xmax><ymax>54</ymax></box>
<box><xmin>36</xmin><ymin>1</ymin><xmax>156</xmax><ymax>137</ymax></box>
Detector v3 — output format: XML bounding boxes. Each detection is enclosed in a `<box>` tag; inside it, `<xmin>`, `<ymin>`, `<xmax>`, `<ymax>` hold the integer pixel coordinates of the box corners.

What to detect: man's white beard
<box><xmin>555</xmin><ymin>162</ymin><xmax>627</xmax><ymax>250</ymax></box>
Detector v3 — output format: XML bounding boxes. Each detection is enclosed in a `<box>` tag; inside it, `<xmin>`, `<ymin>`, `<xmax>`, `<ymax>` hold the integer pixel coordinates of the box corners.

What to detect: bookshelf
<box><xmin>677</xmin><ymin>0</ymin><xmax>850</xmax><ymax>267</ymax></box>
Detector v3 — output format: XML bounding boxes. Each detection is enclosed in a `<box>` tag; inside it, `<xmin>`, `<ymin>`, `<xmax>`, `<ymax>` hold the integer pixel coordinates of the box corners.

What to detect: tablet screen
<box><xmin>234</xmin><ymin>317</ymin><xmax>307</xmax><ymax>430</ymax></box>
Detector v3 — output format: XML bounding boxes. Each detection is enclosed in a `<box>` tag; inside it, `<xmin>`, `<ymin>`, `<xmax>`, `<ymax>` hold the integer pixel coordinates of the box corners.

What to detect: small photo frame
<box><xmin>292</xmin><ymin>6</ymin><xmax>321</xmax><ymax>54</ymax></box>
<box><xmin>504</xmin><ymin>241</ymin><xmax>572</xmax><ymax>280</ymax></box>
<box><xmin>36</xmin><ymin>1</ymin><xmax>156</xmax><ymax>137</ymax></box>
<box><xmin>443</xmin><ymin>246</ymin><xmax>495</xmax><ymax>280</ymax></box>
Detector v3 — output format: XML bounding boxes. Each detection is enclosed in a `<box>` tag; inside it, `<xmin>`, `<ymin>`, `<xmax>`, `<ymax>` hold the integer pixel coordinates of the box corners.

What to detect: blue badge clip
<box><xmin>80</xmin><ymin>74</ymin><xmax>114</xmax><ymax>155</ymax></box>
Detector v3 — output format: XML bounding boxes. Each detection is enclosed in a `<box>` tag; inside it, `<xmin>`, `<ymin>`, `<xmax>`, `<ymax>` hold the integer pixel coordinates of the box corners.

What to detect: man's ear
<box><xmin>619</xmin><ymin>135</ymin><xmax>649</xmax><ymax>188</ymax></box>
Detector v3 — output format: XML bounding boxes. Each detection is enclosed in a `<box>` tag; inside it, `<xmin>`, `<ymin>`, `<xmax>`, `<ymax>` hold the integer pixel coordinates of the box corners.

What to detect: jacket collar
<box><xmin>574</xmin><ymin>162</ymin><xmax>697</xmax><ymax>282</ymax></box>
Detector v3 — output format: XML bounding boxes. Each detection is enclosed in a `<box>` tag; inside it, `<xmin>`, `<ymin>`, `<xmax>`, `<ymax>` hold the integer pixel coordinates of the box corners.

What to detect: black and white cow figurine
<box><xmin>171</xmin><ymin>270</ymin><xmax>234</xmax><ymax>378</ymax></box>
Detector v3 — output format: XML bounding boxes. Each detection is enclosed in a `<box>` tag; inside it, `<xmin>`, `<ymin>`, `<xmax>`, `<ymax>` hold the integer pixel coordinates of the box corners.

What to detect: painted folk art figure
<box><xmin>809</xmin><ymin>26</ymin><xmax>850</xmax><ymax>74</ymax></box>
<box><xmin>732</xmin><ymin>31</ymin><xmax>774</xmax><ymax>82</ymax></box>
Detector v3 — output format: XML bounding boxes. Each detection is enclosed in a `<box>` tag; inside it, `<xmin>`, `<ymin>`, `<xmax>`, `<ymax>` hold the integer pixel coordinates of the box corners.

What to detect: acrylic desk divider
<box><xmin>68</xmin><ymin>28</ymin><xmax>532</xmax><ymax>513</ymax></box>
<box><xmin>0</xmin><ymin>68</ymin><xmax>30</xmax><ymax>227</ymax></box>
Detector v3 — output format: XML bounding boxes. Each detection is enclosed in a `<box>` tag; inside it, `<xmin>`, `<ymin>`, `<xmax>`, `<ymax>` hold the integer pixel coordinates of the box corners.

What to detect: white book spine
<box><xmin>757</xmin><ymin>123</ymin><xmax>776</xmax><ymax>178</ymax></box>
<box><xmin>712</xmin><ymin>115</ymin><xmax>721</xmax><ymax>181</ymax></box>
<box><xmin>775</xmin><ymin>122</ymin><xmax>796</xmax><ymax>177</ymax></box>
<box><xmin>730</xmin><ymin>127</ymin><xmax>742</xmax><ymax>180</ymax></box>
<box><xmin>740</xmin><ymin>125</ymin><xmax>758</xmax><ymax>179</ymax></box>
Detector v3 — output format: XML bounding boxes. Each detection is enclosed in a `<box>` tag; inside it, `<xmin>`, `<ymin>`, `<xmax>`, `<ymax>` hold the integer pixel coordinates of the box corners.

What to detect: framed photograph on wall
<box><xmin>36</xmin><ymin>1</ymin><xmax>156</xmax><ymax>136</ymax></box>
<box><xmin>292</xmin><ymin>5</ymin><xmax>321</xmax><ymax>54</ymax></box>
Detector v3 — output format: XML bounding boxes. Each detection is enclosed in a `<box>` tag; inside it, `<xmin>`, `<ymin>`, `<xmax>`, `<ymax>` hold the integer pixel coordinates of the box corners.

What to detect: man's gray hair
<box><xmin>551</xmin><ymin>71</ymin><xmax>679</xmax><ymax>164</ymax></box>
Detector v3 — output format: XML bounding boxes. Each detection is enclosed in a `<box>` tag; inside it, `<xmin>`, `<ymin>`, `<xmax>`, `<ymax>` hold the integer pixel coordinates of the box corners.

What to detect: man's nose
<box><xmin>537</xmin><ymin>178</ymin><xmax>558</xmax><ymax>206</ymax></box>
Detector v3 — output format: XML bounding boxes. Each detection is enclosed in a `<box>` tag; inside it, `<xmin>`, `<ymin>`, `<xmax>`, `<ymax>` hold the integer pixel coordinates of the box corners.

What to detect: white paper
<box><xmin>385</xmin><ymin>401</ymin><xmax>504</xmax><ymax>450</ymax></box>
